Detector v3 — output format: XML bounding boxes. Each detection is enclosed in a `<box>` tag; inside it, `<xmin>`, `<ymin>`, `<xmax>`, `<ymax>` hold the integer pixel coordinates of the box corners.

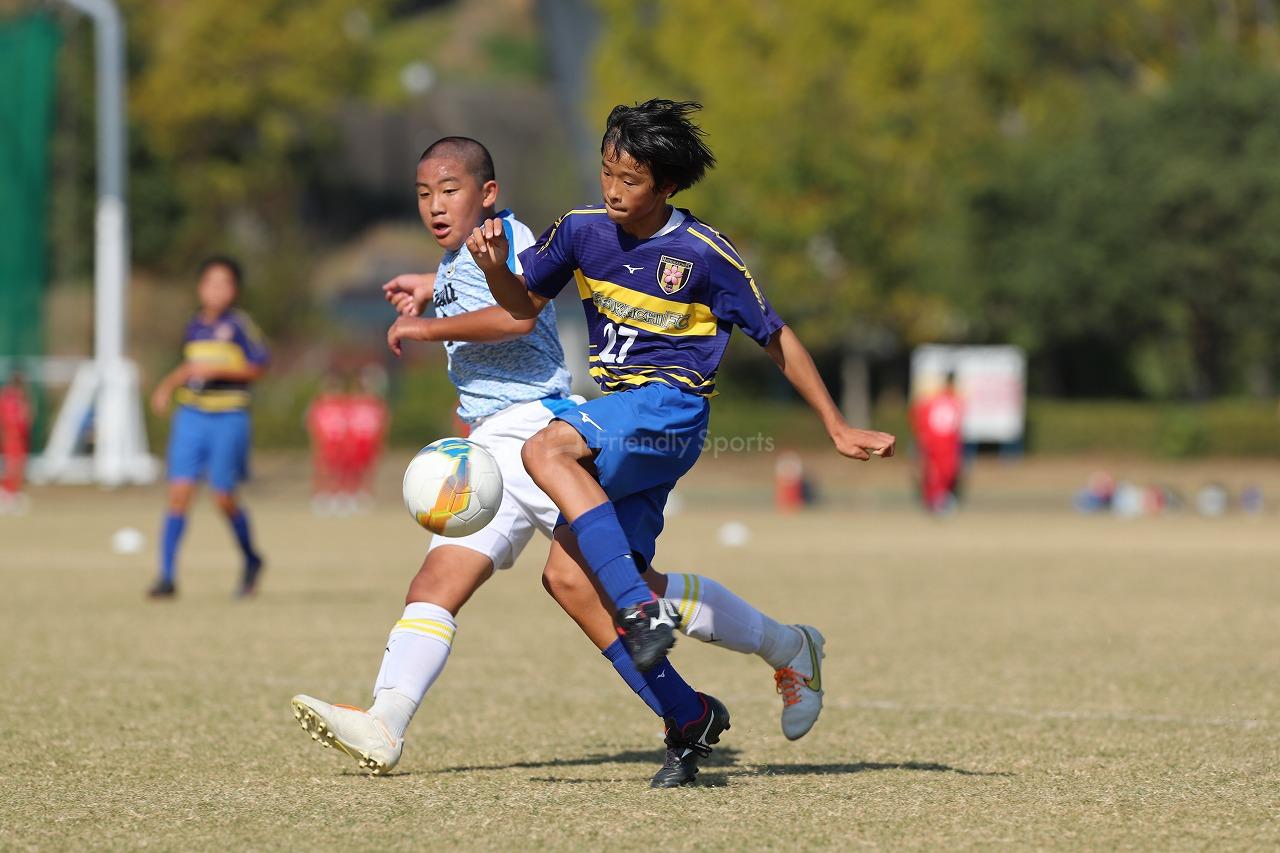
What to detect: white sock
<box><xmin>662</xmin><ymin>573</ymin><xmax>763</xmax><ymax>655</ymax></box>
<box><xmin>370</xmin><ymin>602</ymin><xmax>456</xmax><ymax>740</ymax></box>
<box><xmin>369</xmin><ymin>689</ymin><xmax>416</xmax><ymax>741</ymax></box>
<box><xmin>757</xmin><ymin>620</ymin><xmax>804</xmax><ymax>670</ymax></box>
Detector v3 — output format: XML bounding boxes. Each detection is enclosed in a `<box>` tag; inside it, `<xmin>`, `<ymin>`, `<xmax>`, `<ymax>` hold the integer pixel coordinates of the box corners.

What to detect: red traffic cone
<box><xmin>775</xmin><ymin>451</ymin><xmax>806</xmax><ymax>513</ymax></box>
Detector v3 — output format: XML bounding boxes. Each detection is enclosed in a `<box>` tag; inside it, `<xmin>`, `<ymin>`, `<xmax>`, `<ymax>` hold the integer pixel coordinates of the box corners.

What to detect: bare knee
<box><xmin>166</xmin><ymin>481</ymin><xmax>196</xmax><ymax>514</ymax></box>
<box><xmin>521</xmin><ymin>421</ymin><xmax>586</xmax><ymax>484</ymax></box>
<box><xmin>212</xmin><ymin>491</ymin><xmax>239</xmax><ymax>516</ymax></box>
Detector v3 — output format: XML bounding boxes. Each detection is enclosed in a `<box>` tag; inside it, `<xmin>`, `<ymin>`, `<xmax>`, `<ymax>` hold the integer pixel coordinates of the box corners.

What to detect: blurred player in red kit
<box><xmin>306</xmin><ymin>374</ymin><xmax>350</xmax><ymax>513</ymax></box>
<box><xmin>912</xmin><ymin>371</ymin><xmax>964</xmax><ymax>513</ymax></box>
<box><xmin>0</xmin><ymin>372</ymin><xmax>33</xmax><ymax>510</ymax></box>
<box><xmin>342</xmin><ymin>368</ymin><xmax>389</xmax><ymax>505</ymax></box>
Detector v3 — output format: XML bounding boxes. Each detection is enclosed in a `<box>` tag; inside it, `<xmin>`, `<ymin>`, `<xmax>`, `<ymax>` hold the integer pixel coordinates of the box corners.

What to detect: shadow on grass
<box><xmin>428</xmin><ymin>746</ymin><xmax>743</xmax><ymax>774</ymax></box>
<box><xmin>432</xmin><ymin>749</ymin><xmax>1007</xmax><ymax>781</ymax></box>
<box><xmin>743</xmin><ymin>761</ymin><xmax>1011</xmax><ymax>778</ymax></box>
<box><xmin>527</xmin><ymin>773</ymin><xmax>732</xmax><ymax>788</ymax></box>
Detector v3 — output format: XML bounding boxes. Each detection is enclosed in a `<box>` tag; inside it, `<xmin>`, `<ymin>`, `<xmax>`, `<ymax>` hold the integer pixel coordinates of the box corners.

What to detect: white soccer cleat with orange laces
<box><xmin>773</xmin><ymin>626</ymin><xmax>825</xmax><ymax>740</ymax></box>
<box><xmin>291</xmin><ymin>694</ymin><xmax>403</xmax><ymax>776</ymax></box>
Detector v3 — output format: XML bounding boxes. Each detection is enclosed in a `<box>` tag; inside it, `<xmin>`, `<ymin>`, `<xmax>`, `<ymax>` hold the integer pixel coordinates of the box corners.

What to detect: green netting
<box><xmin>0</xmin><ymin>13</ymin><xmax>59</xmax><ymax>363</ymax></box>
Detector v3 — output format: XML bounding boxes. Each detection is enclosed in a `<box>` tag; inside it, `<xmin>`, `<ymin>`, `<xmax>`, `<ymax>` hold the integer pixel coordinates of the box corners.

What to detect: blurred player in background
<box><xmin>305</xmin><ymin>373</ymin><xmax>350</xmax><ymax>515</ymax></box>
<box><xmin>467</xmin><ymin>99</ymin><xmax>896</xmax><ymax>782</ymax></box>
<box><xmin>148</xmin><ymin>257</ymin><xmax>269</xmax><ymax>599</ymax></box>
<box><xmin>343</xmin><ymin>365</ymin><xmax>389</xmax><ymax>508</ymax></box>
<box><xmin>293</xmin><ymin>137</ymin><xmax>823</xmax><ymax>788</ymax></box>
<box><xmin>0</xmin><ymin>371</ymin><xmax>32</xmax><ymax>514</ymax></box>
<box><xmin>911</xmin><ymin>371</ymin><xmax>964</xmax><ymax>514</ymax></box>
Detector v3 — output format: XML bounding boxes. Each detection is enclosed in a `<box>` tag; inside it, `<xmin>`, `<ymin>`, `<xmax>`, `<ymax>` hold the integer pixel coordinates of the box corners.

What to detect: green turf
<box><xmin>2</xmin><ymin>459</ymin><xmax>1277</xmax><ymax>850</ymax></box>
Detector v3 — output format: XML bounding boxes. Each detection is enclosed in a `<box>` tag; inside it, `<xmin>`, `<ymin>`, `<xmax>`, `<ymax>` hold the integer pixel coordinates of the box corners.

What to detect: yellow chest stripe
<box><xmin>184</xmin><ymin>340</ymin><xmax>248</xmax><ymax>369</ymax></box>
<box><xmin>573</xmin><ymin>271</ymin><xmax>718</xmax><ymax>337</ymax></box>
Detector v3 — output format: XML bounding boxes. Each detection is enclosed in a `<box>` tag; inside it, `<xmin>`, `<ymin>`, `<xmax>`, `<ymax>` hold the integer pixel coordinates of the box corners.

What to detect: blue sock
<box><xmin>160</xmin><ymin>513</ymin><xmax>186</xmax><ymax>584</ymax></box>
<box><xmin>640</xmin><ymin>657</ymin><xmax>704</xmax><ymax>726</ymax></box>
<box><xmin>569</xmin><ymin>502</ymin><xmax>651</xmax><ymax>610</ymax></box>
<box><xmin>227</xmin><ymin>509</ymin><xmax>260</xmax><ymax>565</ymax></box>
<box><xmin>602</xmin><ymin>639</ymin><xmax>662</xmax><ymax>717</ymax></box>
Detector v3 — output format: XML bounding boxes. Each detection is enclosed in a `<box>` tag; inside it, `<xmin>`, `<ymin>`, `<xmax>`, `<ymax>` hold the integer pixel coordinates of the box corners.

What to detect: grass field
<box><xmin>2</xmin><ymin>455</ymin><xmax>1278</xmax><ymax>850</ymax></box>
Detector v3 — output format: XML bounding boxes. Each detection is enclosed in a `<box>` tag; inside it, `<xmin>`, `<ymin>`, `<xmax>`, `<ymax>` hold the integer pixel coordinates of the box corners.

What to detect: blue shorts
<box><xmin>555</xmin><ymin>383</ymin><xmax>709</xmax><ymax>565</ymax></box>
<box><xmin>166</xmin><ymin>405</ymin><xmax>251</xmax><ymax>493</ymax></box>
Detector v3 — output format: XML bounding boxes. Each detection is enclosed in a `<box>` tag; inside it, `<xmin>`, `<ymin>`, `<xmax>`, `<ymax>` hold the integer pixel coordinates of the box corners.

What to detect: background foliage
<box><xmin>11</xmin><ymin>0</ymin><xmax>1280</xmax><ymax>453</ymax></box>
<box><xmin>592</xmin><ymin>0</ymin><xmax>1280</xmax><ymax>400</ymax></box>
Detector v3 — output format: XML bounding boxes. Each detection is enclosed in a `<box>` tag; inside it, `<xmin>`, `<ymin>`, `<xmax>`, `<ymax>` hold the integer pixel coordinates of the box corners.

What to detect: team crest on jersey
<box><xmin>214</xmin><ymin>322</ymin><xmax>235</xmax><ymax>341</ymax></box>
<box><xmin>657</xmin><ymin>256</ymin><xmax>694</xmax><ymax>295</ymax></box>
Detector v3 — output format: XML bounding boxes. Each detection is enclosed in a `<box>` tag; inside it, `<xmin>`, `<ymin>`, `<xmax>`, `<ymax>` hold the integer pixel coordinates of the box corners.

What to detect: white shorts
<box><xmin>425</xmin><ymin>396</ymin><xmax>581</xmax><ymax>571</ymax></box>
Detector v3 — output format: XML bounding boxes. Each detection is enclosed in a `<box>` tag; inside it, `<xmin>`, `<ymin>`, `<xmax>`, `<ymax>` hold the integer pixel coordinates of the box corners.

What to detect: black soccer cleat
<box><xmin>649</xmin><ymin>693</ymin><xmax>731</xmax><ymax>789</ymax></box>
<box><xmin>617</xmin><ymin>597</ymin><xmax>681</xmax><ymax>671</ymax></box>
<box><xmin>146</xmin><ymin>579</ymin><xmax>177</xmax><ymax>599</ymax></box>
<box><xmin>236</xmin><ymin>554</ymin><xmax>264</xmax><ymax>599</ymax></box>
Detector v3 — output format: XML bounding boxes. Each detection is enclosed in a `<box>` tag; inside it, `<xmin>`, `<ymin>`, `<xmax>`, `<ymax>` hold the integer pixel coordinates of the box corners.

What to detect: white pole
<box><xmin>61</xmin><ymin>0</ymin><xmax>142</xmax><ymax>485</ymax></box>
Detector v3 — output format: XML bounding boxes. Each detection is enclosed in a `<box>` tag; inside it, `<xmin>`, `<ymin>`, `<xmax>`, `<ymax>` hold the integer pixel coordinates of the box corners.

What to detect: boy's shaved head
<box><xmin>419</xmin><ymin>136</ymin><xmax>495</xmax><ymax>185</ymax></box>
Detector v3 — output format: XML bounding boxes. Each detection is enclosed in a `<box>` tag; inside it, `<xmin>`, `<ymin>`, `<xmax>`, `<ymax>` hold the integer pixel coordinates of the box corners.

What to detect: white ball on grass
<box><xmin>111</xmin><ymin>527</ymin><xmax>145</xmax><ymax>555</ymax></box>
<box><xmin>717</xmin><ymin>521</ymin><xmax>750</xmax><ymax>548</ymax></box>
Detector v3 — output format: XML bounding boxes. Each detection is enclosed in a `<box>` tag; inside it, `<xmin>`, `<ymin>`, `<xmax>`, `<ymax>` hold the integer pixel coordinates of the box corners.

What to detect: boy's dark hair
<box><xmin>419</xmin><ymin>136</ymin><xmax>496</xmax><ymax>185</ymax></box>
<box><xmin>601</xmin><ymin>99</ymin><xmax>716</xmax><ymax>195</ymax></box>
<box><xmin>198</xmin><ymin>255</ymin><xmax>243</xmax><ymax>288</ymax></box>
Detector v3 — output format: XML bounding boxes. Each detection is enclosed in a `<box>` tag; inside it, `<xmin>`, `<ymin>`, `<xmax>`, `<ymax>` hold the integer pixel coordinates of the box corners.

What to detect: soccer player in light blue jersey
<box><xmin>468</xmin><ymin>100</ymin><xmax>897</xmax><ymax>785</ymax></box>
<box><xmin>293</xmin><ymin>138</ymin><xmax>825</xmax><ymax>787</ymax></box>
<box><xmin>148</xmin><ymin>257</ymin><xmax>268</xmax><ymax>599</ymax></box>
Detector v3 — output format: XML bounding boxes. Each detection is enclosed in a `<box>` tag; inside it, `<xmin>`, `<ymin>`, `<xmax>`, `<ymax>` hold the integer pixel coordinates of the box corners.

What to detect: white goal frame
<box><xmin>29</xmin><ymin>0</ymin><xmax>155</xmax><ymax>486</ymax></box>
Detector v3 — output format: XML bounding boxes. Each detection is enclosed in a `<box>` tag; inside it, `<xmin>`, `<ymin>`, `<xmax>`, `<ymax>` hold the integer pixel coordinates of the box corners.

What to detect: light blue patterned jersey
<box><xmin>432</xmin><ymin>209</ymin><xmax>573</xmax><ymax>423</ymax></box>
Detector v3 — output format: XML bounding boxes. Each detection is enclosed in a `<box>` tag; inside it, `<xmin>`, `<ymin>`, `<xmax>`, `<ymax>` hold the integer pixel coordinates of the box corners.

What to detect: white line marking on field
<box><xmin>840</xmin><ymin>698</ymin><xmax>1269</xmax><ymax>730</ymax></box>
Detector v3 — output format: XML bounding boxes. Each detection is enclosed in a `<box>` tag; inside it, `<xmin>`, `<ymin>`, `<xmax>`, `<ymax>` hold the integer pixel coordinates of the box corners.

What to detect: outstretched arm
<box><xmin>465</xmin><ymin>218</ymin><xmax>549</xmax><ymax>320</ymax></box>
<box><xmin>149</xmin><ymin>362</ymin><xmax>264</xmax><ymax>415</ymax></box>
<box><xmin>189</xmin><ymin>363</ymin><xmax>265</xmax><ymax>384</ymax></box>
<box><xmin>764</xmin><ymin>325</ymin><xmax>896</xmax><ymax>460</ymax></box>
<box><xmin>386</xmin><ymin>307</ymin><xmax>537</xmax><ymax>356</ymax></box>
<box><xmin>150</xmin><ymin>364</ymin><xmax>190</xmax><ymax>415</ymax></box>
<box><xmin>382</xmin><ymin>272</ymin><xmax>437</xmax><ymax>316</ymax></box>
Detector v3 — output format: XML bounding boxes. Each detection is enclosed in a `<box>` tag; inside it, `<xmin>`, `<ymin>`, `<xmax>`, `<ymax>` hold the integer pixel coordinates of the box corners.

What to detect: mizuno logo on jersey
<box><xmin>623</xmin><ymin>264</ymin><xmax>643</xmax><ymax>274</ymax></box>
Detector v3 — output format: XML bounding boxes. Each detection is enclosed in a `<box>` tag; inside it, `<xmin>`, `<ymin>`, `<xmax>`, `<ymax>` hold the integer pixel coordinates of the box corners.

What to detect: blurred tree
<box><xmin>124</xmin><ymin>0</ymin><xmax>391</xmax><ymax>332</ymax></box>
<box><xmin>594</xmin><ymin>0</ymin><xmax>1280</xmax><ymax>403</ymax></box>
<box><xmin>963</xmin><ymin>54</ymin><xmax>1280</xmax><ymax>398</ymax></box>
<box><xmin>592</xmin><ymin>0</ymin><xmax>994</xmax><ymax>419</ymax></box>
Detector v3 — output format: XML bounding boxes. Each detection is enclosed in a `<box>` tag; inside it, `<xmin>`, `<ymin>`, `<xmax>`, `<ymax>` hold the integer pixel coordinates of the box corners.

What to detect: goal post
<box><xmin>28</xmin><ymin>0</ymin><xmax>155</xmax><ymax>486</ymax></box>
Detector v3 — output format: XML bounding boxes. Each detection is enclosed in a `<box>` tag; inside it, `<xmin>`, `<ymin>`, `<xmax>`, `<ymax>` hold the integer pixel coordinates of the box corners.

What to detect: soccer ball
<box><xmin>402</xmin><ymin>438</ymin><xmax>503</xmax><ymax>537</ymax></box>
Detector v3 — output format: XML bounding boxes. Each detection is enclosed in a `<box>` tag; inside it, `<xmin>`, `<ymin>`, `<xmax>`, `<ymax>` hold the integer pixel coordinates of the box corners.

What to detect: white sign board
<box><xmin>910</xmin><ymin>345</ymin><xmax>1026</xmax><ymax>444</ymax></box>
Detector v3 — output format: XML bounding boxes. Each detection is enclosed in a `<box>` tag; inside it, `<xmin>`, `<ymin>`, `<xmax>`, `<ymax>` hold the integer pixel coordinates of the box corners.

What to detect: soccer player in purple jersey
<box><xmin>148</xmin><ymin>257</ymin><xmax>269</xmax><ymax>599</ymax></box>
<box><xmin>467</xmin><ymin>100</ymin><xmax>896</xmax><ymax>786</ymax></box>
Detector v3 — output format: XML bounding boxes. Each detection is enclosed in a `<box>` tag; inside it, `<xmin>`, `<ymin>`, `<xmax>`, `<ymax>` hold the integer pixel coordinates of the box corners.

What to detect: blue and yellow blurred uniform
<box><xmin>518</xmin><ymin>205</ymin><xmax>783</xmax><ymax>564</ymax></box>
<box><xmin>167</xmin><ymin>309</ymin><xmax>269</xmax><ymax>493</ymax></box>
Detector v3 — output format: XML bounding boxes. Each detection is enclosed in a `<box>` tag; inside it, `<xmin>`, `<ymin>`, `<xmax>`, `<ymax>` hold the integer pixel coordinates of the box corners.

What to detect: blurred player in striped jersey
<box><xmin>147</xmin><ymin>257</ymin><xmax>268</xmax><ymax>599</ymax></box>
<box><xmin>291</xmin><ymin>137</ymin><xmax>827</xmax><ymax>787</ymax></box>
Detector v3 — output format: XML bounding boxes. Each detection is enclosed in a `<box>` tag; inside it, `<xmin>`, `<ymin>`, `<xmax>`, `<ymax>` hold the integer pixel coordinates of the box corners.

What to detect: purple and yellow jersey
<box><xmin>173</xmin><ymin>309</ymin><xmax>269</xmax><ymax>412</ymax></box>
<box><xmin>518</xmin><ymin>206</ymin><xmax>783</xmax><ymax>396</ymax></box>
